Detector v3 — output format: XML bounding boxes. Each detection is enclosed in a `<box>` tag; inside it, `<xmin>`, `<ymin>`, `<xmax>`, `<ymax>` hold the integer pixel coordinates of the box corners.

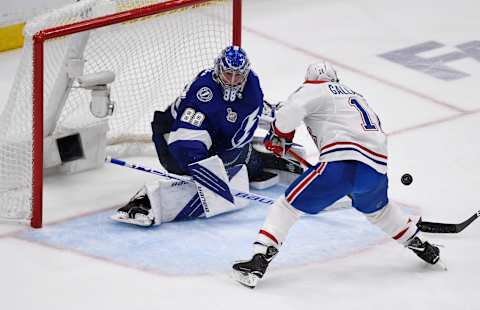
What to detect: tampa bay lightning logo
<box><xmin>231</xmin><ymin>108</ymin><xmax>259</xmax><ymax>149</ymax></box>
<box><xmin>196</xmin><ymin>87</ymin><xmax>213</xmax><ymax>103</ymax></box>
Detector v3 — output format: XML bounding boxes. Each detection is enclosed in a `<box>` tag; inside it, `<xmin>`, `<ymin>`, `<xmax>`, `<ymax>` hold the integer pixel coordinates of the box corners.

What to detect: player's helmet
<box><xmin>214</xmin><ymin>45</ymin><xmax>251</xmax><ymax>101</ymax></box>
<box><xmin>305</xmin><ymin>60</ymin><xmax>339</xmax><ymax>82</ymax></box>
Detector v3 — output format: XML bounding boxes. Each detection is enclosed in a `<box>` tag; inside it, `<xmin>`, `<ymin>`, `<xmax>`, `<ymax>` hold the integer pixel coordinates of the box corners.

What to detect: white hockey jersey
<box><xmin>275</xmin><ymin>81</ymin><xmax>388</xmax><ymax>174</ymax></box>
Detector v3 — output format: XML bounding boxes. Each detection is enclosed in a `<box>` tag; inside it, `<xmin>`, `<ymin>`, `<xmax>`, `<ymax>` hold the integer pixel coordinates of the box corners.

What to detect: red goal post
<box><xmin>1</xmin><ymin>0</ymin><xmax>242</xmax><ymax>228</ymax></box>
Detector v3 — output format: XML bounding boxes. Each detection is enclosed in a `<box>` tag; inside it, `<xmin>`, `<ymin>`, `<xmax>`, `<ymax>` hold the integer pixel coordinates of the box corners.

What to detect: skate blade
<box><xmin>231</xmin><ymin>269</ymin><xmax>260</xmax><ymax>288</ymax></box>
<box><xmin>435</xmin><ymin>258</ymin><xmax>448</xmax><ymax>271</ymax></box>
<box><xmin>111</xmin><ymin>213</ymin><xmax>154</xmax><ymax>227</ymax></box>
<box><xmin>423</xmin><ymin>258</ymin><xmax>448</xmax><ymax>271</ymax></box>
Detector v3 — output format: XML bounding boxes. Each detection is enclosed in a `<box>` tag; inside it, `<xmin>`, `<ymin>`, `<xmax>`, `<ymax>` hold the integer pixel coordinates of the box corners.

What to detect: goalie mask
<box><xmin>305</xmin><ymin>60</ymin><xmax>339</xmax><ymax>83</ymax></box>
<box><xmin>214</xmin><ymin>45</ymin><xmax>251</xmax><ymax>102</ymax></box>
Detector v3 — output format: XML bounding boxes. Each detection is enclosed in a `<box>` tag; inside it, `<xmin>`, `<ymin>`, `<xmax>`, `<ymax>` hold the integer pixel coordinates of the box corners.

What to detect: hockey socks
<box><xmin>254</xmin><ymin>197</ymin><xmax>303</xmax><ymax>253</ymax></box>
<box><xmin>366</xmin><ymin>203</ymin><xmax>442</xmax><ymax>265</ymax></box>
<box><xmin>232</xmin><ymin>197</ymin><xmax>302</xmax><ymax>288</ymax></box>
<box><xmin>365</xmin><ymin>203</ymin><xmax>420</xmax><ymax>245</ymax></box>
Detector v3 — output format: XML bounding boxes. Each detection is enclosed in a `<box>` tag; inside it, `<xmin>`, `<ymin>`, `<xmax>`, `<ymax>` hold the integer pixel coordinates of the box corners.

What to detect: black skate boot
<box><xmin>407</xmin><ymin>236</ymin><xmax>440</xmax><ymax>265</ymax></box>
<box><xmin>112</xmin><ymin>191</ymin><xmax>155</xmax><ymax>227</ymax></box>
<box><xmin>232</xmin><ymin>245</ymin><xmax>278</xmax><ymax>288</ymax></box>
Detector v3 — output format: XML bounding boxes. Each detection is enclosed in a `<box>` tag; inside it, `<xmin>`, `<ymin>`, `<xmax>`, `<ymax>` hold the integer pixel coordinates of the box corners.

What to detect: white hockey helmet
<box><xmin>305</xmin><ymin>60</ymin><xmax>338</xmax><ymax>82</ymax></box>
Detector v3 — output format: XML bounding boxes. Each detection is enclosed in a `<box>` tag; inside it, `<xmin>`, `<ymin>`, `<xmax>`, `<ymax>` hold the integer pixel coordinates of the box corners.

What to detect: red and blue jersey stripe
<box><xmin>320</xmin><ymin>141</ymin><xmax>387</xmax><ymax>166</ymax></box>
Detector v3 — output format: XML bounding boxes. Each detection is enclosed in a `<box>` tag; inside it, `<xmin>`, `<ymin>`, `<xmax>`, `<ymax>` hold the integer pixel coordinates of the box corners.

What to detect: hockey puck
<box><xmin>401</xmin><ymin>173</ymin><xmax>413</xmax><ymax>185</ymax></box>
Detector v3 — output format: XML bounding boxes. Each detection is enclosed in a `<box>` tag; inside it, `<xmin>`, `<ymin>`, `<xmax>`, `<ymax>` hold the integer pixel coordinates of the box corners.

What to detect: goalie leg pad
<box><xmin>227</xmin><ymin>164</ymin><xmax>250</xmax><ymax>209</ymax></box>
<box><xmin>189</xmin><ymin>155</ymin><xmax>241</xmax><ymax>217</ymax></box>
<box><xmin>145</xmin><ymin>176</ymin><xmax>203</xmax><ymax>224</ymax></box>
<box><xmin>114</xmin><ymin>157</ymin><xmax>250</xmax><ymax>226</ymax></box>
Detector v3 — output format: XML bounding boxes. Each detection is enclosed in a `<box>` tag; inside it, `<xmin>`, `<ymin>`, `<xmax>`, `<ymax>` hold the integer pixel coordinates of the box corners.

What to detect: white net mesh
<box><xmin>0</xmin><ymin>0</ymin><xmax>234</xmax><ymax>223</ymax></box>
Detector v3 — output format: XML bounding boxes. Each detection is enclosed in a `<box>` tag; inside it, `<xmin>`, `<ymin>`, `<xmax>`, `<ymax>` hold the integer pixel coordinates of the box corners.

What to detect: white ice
<box><xmin>1</xmin><ymin>0</ymin><xmax>479</xmax><ymax>309</ymax></box>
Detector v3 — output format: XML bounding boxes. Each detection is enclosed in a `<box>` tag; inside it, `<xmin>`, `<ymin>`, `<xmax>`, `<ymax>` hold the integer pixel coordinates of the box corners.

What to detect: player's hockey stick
<box><xmin>285</xmin><ymin>150</ymin><xmax>480</xmax><ymax>234</ymax></box>
<box><xmin>416</xmin><ymin>211</ymin><xmax>480</xmax><ymax>233</ymax></box>
<box><xmin>287</xmin><ymin>149</ymin><xmax>312</xmax><ymax>168</ymax></box>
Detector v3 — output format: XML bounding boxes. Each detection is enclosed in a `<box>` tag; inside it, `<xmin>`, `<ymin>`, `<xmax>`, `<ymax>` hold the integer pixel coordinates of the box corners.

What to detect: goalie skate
<box><xmin>111</xmin><ymin>192</ymin><xmax>155</xmax><ymax>227</ymax></box>
<box><xmin>249</xmin><ymin>170</ymin><xmax>279</xmax><ymax>190</ymax></box>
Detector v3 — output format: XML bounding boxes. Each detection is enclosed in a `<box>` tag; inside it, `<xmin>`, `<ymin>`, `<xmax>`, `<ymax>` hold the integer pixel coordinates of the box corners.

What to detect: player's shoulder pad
<box><xmin>283</xmin><ymin>83</ymin><xmax>320</xmax><ymax>107</ymax></box>
<box><xmin>243</xmin><ymin>70</ymin><xmax>264</xmax><ymax>102</ymax></box>
<box><xmin>246</xmin><ymin>70</ymin><xmax>261</xmax><ymax>87</ymax></box>
<box><xmin>184</xmin><ymin>69</ymin><xmax>218</xmax><ymax>105</ymax></box>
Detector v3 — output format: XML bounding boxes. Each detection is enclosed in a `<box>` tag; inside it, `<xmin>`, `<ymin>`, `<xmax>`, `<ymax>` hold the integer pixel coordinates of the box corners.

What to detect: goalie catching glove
<box><xmin>264</xmin><ymin>122</ymin><xmax>295</xmax><ymax>158</ymax></box>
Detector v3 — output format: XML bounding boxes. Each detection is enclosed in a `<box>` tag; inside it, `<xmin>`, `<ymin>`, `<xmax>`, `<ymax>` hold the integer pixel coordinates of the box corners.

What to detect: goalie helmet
<box><xmin>214</xmin><ymin>45</ymin><xmax>251</xmax><ymax>102</ymax></box>
<box><xmin>305</xmin><ymin>60</ymin><xmax>339</xmax><ymax>82</ymax></box>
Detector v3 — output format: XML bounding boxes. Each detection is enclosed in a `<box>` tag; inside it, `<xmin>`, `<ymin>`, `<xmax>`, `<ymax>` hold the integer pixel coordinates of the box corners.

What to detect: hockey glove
<box><xmin>258</xmin><ymin>100</ymin><xmax>284</xmax><ymax>131</ymax></box>
<box><xmin>264</xmin><ymin>123</ymin><xmax>295</xmax><ymax>158</ymax></box>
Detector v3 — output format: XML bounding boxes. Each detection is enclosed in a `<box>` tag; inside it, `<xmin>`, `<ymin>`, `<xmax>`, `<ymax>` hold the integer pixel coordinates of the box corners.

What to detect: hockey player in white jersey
<box><xmin>232</xmin><ymin>60</ymin><xmax>441</xmax><ymax>288</ymax></box>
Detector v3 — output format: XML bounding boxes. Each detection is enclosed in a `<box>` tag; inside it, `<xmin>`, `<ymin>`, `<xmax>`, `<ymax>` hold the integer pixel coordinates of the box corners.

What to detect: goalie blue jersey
<box><xmin>167</xmin><ymin>69</ymin><xmax>264</xmax><ymax>173</ymax></box>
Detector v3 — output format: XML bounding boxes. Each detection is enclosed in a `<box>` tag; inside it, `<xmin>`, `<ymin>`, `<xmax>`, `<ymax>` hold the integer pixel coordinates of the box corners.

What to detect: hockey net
<box><xmin>0</xmin><ymin>0</ymin><xmax>241</xmax><ymax>227</ymax></box>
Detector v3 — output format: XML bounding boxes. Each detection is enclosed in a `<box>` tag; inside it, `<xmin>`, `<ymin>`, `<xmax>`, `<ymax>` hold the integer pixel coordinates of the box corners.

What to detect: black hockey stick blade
<box><xmin>416</xmin><ymin>210</ymin><xmax>480</xmax><ymax>233</ymax></box>
<box><xmin>257</xmin><ymin>152</ymin><xmax>304</xmax><ymax>174</ymax></box>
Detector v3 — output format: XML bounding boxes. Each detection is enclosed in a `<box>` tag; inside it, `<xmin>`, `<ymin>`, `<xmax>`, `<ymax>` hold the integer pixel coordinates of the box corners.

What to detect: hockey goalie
<box><xmin>112</xmin><ymin>45</ymin><xmax>302</xmax><ymax>227</ymax></box>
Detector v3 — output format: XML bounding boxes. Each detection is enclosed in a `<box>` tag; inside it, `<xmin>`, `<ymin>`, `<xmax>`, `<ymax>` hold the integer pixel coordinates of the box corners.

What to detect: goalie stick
<box><xmin>286</xmin><ymin>150</ymin><xmax>480</xmax><ymax>234</ymax></box>
<box><xmin>106</xmin><ymin>156</ymin><xmax>275</xmax><ymax>205</ymax></box>
<box><xmin>105</xmin><ymin>156</ymin><xmax>350</xmax><ymax>211</ymax></box>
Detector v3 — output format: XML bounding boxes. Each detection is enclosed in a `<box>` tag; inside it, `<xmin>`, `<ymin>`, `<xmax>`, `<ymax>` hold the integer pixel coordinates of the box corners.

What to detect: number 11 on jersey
<box><xmin>349</xmin><ymin>97</ymin><xmax>378</xmax><ymax>131</ymax></box>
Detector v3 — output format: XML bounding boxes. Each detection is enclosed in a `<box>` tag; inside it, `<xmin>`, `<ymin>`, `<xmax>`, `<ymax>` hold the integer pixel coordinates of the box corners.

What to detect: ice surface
<box><xmin>1</xmin><ymin>1</ymin><xmax>479</xmax><ymax>309</ymax></box>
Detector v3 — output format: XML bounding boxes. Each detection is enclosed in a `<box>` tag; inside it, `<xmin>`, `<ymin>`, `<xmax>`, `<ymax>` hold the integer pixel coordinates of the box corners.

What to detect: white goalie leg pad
<box><xmin>228</xmin><ymin>164</ymin><xmax>250</xmax><ymax>209</ymax></box>
<box><xmin>365</xmin><ymin>203</ymin><xmax>421</xmax><ymax>245</ymax></box>
<box><xmin>255</xmin><ymin>197</ymin><xmax>303</xmax><ymax>253</ymax></box>
<box><xmin>145</xmin><ymin>177</ymin><xmax>201</xmax><ymax>225</ymax></box>
<box><xmin>144</xmin><ymin>161</ymin><xmax>249</xmax><ymax>224</ymax></box>
<box><xmin>188</xmin><ymin>155</ymin><xmax>241</xmax><ymax>218</ymax></box>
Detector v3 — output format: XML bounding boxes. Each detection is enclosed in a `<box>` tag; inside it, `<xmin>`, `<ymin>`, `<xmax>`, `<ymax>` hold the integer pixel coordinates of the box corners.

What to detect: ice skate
<box><xmin>407</xmin><ymin>236</ymin><xmax>446</xmax><ymax>269</ymax></box>
<box><xmin>111</xmin><ymin>191</ymin><xmax>155</xmax><ymax>227</ymax></box>
<box><xmin>232</xmin><ymin>245</ymin><xmax>278</xmax><ymax>288</ymax></box>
